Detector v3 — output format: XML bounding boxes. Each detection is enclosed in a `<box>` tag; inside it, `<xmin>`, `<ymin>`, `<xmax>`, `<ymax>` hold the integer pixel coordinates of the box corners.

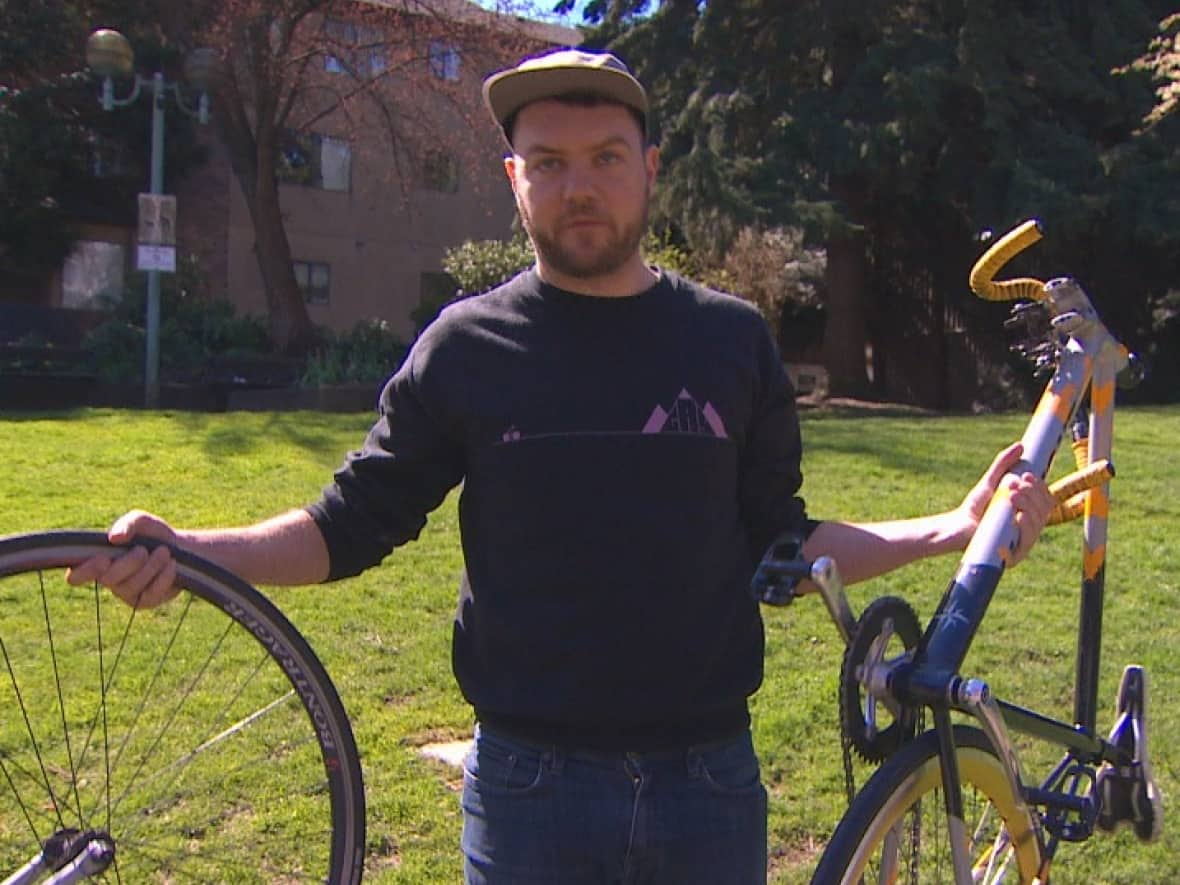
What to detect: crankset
<box><xmin>840</xmin><ymin>596</ymin><xmax>922</xmax><ymax>763</ymax></box>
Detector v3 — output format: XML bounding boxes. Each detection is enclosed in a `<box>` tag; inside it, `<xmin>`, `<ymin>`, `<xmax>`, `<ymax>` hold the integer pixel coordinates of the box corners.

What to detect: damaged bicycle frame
<box><xmin>754</xmin><ymin>219</ymin><xmax>1146</xmax><ymax>882</ymax></box>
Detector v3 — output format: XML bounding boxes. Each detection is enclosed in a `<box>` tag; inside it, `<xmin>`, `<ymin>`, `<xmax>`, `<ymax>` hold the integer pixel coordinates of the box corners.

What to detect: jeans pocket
<box><xmin>692</xmin><ymin>734</ymin><xmax>763</xmax><ymax>795</ymax></box>
<box><xmin>463</xmin><ymin>730</ymin><xmax>547</xmax><ymax>794</ymax></box>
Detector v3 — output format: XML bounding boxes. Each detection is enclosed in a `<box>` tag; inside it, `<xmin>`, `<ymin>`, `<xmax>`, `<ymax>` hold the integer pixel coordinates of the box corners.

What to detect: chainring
<box><xmin>840</xmin><ymin>595</ymin><xmax>922</xmax><ymax>764</ymax></box>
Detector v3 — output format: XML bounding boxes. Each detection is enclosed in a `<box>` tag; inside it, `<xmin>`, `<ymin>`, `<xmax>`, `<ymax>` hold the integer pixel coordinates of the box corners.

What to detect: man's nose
<box><xmin>561</xmin><ymin>162</ymin><xmax>596</xmax><ymax>201</ymax></box>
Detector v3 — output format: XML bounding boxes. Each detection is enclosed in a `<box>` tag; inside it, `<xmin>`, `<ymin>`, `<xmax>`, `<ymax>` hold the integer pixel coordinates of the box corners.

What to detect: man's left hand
<box><xmin>960</xmin><ymin>442</ymin><xmax>1055</xmax><ymax>565</ymax></box>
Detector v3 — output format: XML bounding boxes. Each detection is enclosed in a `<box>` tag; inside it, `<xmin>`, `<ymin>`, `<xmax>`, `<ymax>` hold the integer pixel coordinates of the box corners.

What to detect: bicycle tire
<box><xmin>0</xmin><ymin>531</ymin><xmax>366</xmax><ymax>883</ymax></box>
<box><xmin>811</xmin><ymin>725</ymin><xmax>1042</xmax><ymax>884</ymax></box>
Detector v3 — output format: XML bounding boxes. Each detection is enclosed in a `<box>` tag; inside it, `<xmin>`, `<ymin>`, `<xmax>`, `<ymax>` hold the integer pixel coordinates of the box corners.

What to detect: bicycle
<box><xmin>0</xmin><ymin>532</ymin><xmax>366</xmax><ymax>883</ymax></box>
<box><xmin>753</xmin><ymin>219</ymin><xmax>1161</xmax><ymax>884</ymax></box>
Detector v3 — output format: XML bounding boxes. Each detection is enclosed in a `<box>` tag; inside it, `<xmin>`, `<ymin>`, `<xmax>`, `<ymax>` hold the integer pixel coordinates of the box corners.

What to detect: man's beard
<box><xmin>518</xmin><ymin>194</ymin><xmax>649</xmax><ymax>281</ymax></box>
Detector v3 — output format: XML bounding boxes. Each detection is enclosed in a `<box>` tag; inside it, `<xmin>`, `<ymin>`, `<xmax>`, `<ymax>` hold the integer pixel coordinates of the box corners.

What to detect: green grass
<box><xmin>1</xmin><ymin>406</ymin><xmax>1178</xmax><ymax>882</ymax></box>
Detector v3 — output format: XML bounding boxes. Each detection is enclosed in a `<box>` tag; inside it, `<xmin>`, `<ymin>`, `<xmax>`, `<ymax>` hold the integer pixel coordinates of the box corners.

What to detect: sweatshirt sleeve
<box><xmin>738</xmin><ymin>320</ymin><xmax>818</xmax><ymax>562</ymax></box>
<box><xmin>306</xmin><ymin>333</ymin><xmax>465</xmax><ymax>581</ymax></box>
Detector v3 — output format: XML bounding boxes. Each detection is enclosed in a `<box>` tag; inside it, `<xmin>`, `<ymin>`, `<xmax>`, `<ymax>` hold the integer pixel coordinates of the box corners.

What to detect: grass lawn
<box><xmin>1</xmin><ymin>405</ymin><xmax>1177</xmax><ymax>882</ymax></box>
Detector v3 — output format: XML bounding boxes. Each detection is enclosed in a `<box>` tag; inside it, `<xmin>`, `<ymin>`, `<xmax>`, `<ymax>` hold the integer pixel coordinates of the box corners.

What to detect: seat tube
<box><xmin>933</xmin><ymin>708</ymin><xmax>974</xmax><ymax>885</ymax></box>
<box><xmin>1074</xmin><ymin>347</ymin><xmax>1117</xmax><ymax>732</ymax></box>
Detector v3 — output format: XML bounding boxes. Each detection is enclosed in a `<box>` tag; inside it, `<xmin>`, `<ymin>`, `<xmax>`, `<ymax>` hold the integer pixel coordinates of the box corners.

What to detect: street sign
<box><xmin>137</xmin><ymin>244</ymin><xmax>176</xmax><ymax>272</ymax></box>
<box><xmin>137</xmin><ymin>193</ymin><xmax>177</xmax><ymax>245</ymax></box>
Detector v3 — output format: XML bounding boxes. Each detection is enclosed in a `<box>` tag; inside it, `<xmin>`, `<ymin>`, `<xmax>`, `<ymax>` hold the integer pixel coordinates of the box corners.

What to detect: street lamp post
<box><xmin>85</xmin><ymin>29</ymin><xmax>218</xmax><ymax>408</ymax></box>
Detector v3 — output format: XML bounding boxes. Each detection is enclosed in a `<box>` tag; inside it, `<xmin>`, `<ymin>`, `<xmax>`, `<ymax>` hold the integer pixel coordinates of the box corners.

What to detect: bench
<box><xmin>0</xmin><ymin>344</ymin><xmax>97</xmax><ymax>379</ymax></box>
<box><xmin>786</xmin><ymin>362</ymin><xmax>828</xmax><ymax>398</ymax></box>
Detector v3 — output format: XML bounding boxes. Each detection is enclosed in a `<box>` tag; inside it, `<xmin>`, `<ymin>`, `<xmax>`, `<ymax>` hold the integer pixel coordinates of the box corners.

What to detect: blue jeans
<box><xmin>461</xmin><ymin>725</ymin><xmax>768</xmax><ymax>884</ymax></box>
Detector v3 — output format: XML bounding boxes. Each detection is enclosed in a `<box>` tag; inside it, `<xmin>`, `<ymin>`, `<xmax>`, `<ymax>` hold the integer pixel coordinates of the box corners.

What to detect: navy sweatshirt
<box><xmin>307</xmin><ymin>268</ymin><xmax>812</xmax><ymax>750</ymax></box>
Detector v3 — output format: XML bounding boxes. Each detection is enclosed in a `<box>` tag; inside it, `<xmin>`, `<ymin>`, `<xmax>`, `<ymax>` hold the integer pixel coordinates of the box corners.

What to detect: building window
<box><xmin>294</xmin><ymin>260</ymin><xmax>331</xmax><ymax>305</ymax></box>
<box><xmin>323</xmin><ymin>17</ymin><xmax>386</xmax><ymax>77</ymax></box>
<box><xmin>62</xmin><ymin>241</ymin><xmax>125</xmax><ymax>308</ymax></box>
<box><xmin>278</xmin><ymin>131</ymin><xmax>351</xmax><ymax>192</ymax></box>
<box><xmin>428</xmin><ymin>41</ymin><xmax>461</xmax><ymax>81</ymax></box>
<box><xmin>421</xmin><ymin>149</ymin><xmax>459</xmax><ymax>193</ymax></box>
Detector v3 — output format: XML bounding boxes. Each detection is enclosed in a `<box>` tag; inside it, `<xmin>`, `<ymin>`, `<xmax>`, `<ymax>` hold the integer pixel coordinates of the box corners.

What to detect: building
<box><xmin>37</xmin><ymin>2</ymin><xmax>578</xmax><ymax>347</ymax></box>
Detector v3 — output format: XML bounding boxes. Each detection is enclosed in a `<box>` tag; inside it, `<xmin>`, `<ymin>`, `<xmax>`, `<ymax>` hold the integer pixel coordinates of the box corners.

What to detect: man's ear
<box><xmin>644</xmin><ymin>145</ymin><xmax>660</xmax><ymax>187</ymax></box>
<box><xmin>504</xmin><ymin>155</ymin><xmax>518</xmax><ymax>190</ymax></box>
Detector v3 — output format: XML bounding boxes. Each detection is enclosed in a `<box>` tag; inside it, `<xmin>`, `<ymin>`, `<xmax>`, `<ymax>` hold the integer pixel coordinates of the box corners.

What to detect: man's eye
<box><xmin>535</xmin><ymin>157</ymin><xmax>563</xmax><ymax>172</ymax></box>
<box><xmin>597</xmin><ymin>152</ymin><xmax>622</xmax><ymax>166</ymax></box>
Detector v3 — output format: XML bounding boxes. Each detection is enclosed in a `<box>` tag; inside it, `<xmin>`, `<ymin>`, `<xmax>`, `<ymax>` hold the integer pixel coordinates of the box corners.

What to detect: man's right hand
<box><xmin>66</xmin><ymin>510</ymin><xmax>181</xmax><ymax>608</ymax></box>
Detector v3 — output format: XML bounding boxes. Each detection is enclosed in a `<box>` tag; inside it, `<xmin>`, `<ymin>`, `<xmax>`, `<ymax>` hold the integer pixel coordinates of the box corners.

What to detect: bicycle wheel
<box><xmin>0</xmin><ymin>531</ymin><xmax>365</xmax><ymax>883</ymax></box>
<box><xmin>811</xmin><ymin>725</ymin><xmax>1042</xmax><ymax>884</ymax></box>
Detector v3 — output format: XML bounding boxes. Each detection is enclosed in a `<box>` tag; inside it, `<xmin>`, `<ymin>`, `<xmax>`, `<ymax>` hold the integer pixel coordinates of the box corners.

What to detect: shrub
<box><xmin>443</xmin><ymin>235</ymin><xmax>535</xmax><ymax>296</ymax></box>
<box><xmin>710</xmin><ymin>226</ymin><xmax>825</xmax><ymax>322</ymax></box>
<box><xmin>1139</xmin><ymin>288</ymin><xmax>1180</xmax><ymax>402</ymax></box>
<box><xmin>300</xmin><ymin>319</ymin><xmax>407</xmax><ymax>387</ymax></box>
<box><xmin>427</xmin><ymin>228</ymin><xmax>824</xmax><ymax>348</ymax></box>
<box><xmin>84</xmin><ymin>321</ymin><xmax>145</xmax><ymax>383</ymax></box>
<box><xmin>84</xmin><ymin>257</ymin><xmax>270</xmax><ymax>383</ymax></box>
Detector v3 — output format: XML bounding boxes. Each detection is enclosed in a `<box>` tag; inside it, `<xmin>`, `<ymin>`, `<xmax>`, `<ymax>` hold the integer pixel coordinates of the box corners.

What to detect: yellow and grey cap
<box><xmin>482</xmin><ymin>49</ymin><xmax>648</xmax><ymax>136</ymax></box>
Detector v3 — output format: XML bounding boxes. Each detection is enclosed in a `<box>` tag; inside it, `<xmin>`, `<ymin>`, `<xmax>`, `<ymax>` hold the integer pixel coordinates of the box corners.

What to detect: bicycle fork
<box><xmin>2</xmin><ymin>829</ymin><xmax>115</xmax><ymax>885</ymax></box>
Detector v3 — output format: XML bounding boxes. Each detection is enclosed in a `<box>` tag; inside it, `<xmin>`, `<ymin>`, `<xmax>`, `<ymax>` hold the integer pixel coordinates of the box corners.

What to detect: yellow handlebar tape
<box><xmin>969</xmin><ymin>220</ymin><xmax>1048</xmax><ymax>302</ymax></box>
<box><xmin>1046</xmin><ymin>459</ymin><xmax>1114</xmax><ymax>526</ymax></box>
<box><xmin>1048</xmin><ymin>493</ymin><xmax>1088</xmax><ymax>526</ymax></box>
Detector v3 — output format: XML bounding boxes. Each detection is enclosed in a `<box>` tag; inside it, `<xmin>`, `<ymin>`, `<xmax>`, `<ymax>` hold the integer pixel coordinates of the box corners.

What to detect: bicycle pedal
<box><xmin>1095</xmin><ymin>665</ymin><xmax>1163</xmax><ymax>842</ymax></box>
<box><xmin>1041</xmin><ymin>765</ymin><xmax>1098</xmax><ymax>842</ymax></box>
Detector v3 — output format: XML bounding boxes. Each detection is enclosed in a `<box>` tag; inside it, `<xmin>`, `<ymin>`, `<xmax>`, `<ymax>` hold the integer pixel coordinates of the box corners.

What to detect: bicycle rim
<box><xmin>812</xmin><ymin>725</ymin><xmax>1042</xmax><ymax>885</ymax></box>
<box><xmin>0</xmin><ymin>532</ymin><xmax>365</xmax><ymax>883</ymax></box>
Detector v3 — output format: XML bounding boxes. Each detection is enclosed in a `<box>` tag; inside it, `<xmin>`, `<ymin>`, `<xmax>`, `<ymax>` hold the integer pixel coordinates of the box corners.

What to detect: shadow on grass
<box><xmin>6</xmin><ymin>407</ymin><xmax>374</xmax><ymax>461</ymax></box>
<box><xmin>181</xmin><ymin>410</ymin><xmax>372</xmax><ymax>460</ymax></box>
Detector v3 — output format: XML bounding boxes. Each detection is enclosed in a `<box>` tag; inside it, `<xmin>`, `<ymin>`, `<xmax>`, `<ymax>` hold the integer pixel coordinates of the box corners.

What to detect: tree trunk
<box><xmin>819</xmin><ymin>10</ymin><xmax>873</xmax><ymax>399</ymax></box>
<box><xmin>248</xmin><ymin>169</ymin><xmax>316</xmax><ymax>355</ymax></box>
<box><xmin>212</xmin><ymin>37</ymin><xmax>316</xmax><ymax>357</ymax></box>
<box><xmin>822</xmin><ymin>225</ymin><xmax>870</xmax><ymax>398</ymax></box>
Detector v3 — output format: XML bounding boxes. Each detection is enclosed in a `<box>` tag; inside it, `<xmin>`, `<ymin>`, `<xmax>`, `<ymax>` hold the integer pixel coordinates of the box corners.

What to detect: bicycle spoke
<box><xmin>0</xmin><ymin>631</ymin><xmax>63</xmax><ymax>841</ymax></box>
<box><xmin>65</xmin><ymin>585</ymin><xmax>152</xmax><ymax>817</ymax></box>
<box><xmin>105</xmin><ymin>610</ymin><xmax>233</xmax><ymax>822</ymax></box>
<box><xmin>116</xmin><ymin>691</ymin><xmax>304</xmax><ymax>845</ymax></box>
<box><xmin>0</xmin><ymin>744</ymin><xmax>43</xmax><ymax>852</ymax></box>
<box><xmin>879</xmin><ymin>824</ymin><xmax>901</xmax><ymax>883</ymax></box>
<box><xmin>0</xmin><ymin>533</ymin><xmax>364</xmax><ymax>883</ymax></box>
<box><xmin>40</xmin><ymin>573</ymin><xmax>85</xmax><ymax>829</ymax></box>
<box><xmin>93</xmin><ymin>577</ymin><xmax>113</xmax><ymax>841</ymax></box>
<box><xmin>815</xmin><ymin>729</ymin><xmax>1041</xmax><ymax>885</ymax></box>
<box><xmin>973</xmin><ymin>826</ymin><xmax>1014</xmax><ymax>883</ymax></box>
<box><xmin>88</xmin><ymin>595</ymin><xmax>196</xmax><ymax>814</ymax></box>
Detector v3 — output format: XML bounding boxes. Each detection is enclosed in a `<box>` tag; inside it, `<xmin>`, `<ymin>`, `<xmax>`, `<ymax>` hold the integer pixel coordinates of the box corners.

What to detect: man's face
<box><xmin>505</xmin><ymin>100</ymin><xmax>658</xmax><ymax>283</ymax></box>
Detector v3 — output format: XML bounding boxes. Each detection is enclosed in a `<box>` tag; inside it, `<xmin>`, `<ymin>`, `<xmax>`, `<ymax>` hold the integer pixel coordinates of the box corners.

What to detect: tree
<box><xmin>1121</xmin><ymin>12</ymin><xmax>1180</xmax><ymax>126</ymax></box>
<box><xmin>1116</xmin><ymin>11</ymin><xmax>1180</xmax><ymax>402</ymax></box>
<box><xmin>0</xmin><ymin>72</ymin><xmax>90</xmax><ymax>279</ymax></box>
<box><xmin>0</xmin><ymin>0</ymin><xmax>197</xmax><ymax>290</ymax></box>
<box><xmin>583</xmin><ymin>1</ymin><xmax>1179</xmax><ymax>403</ymax></box>
<box><xmin>160</xmin><ymin>0</ymin><xmax>547</xmax><ymax>354</ymax></box>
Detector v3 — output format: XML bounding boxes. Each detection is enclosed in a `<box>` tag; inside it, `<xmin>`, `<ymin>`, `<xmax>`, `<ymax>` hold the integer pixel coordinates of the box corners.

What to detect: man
<box><xmin>69</xmin><ymin>49</ymin><xmax>1053</xmax><ymax>884</ymax></box>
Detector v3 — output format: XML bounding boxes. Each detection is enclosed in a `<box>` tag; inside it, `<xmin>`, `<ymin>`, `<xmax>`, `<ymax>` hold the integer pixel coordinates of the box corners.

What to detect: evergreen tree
<box><xmin>584</xmin><ymin>1</ymin><xmax>1178</xmax><ymax>403</ymax></box>
<box><xmin>0</xmin><ymin>1</ymin><xmax>197</xmax><ymax>287</ymax></box>
<box><xmin>1120</xmin><ymin>11</ymin><xmax>1180</xmax><ymax>126</ymax></box>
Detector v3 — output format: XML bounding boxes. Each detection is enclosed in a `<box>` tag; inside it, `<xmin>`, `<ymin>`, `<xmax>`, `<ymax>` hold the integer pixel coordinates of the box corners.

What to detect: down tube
<box><xmin>921</xmin><ymin>351</ymin><xmax>1090</xmax><ymax>673</ymax></box>
<box><xmin>1074</xmin><ymin>352</ymin><xmax>1116</xmax><ymax>732</ymax></box>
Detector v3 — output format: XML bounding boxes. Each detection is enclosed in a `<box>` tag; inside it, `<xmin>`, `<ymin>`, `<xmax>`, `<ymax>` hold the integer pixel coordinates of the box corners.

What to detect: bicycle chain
<box><xmin>841</xmin><ymin>730</ymin><xmax>856</xmax><ymax>806</ymax></box>
<box><xmin>841</xmin><ymin>688</ymin><xmax>926</xmax><ymax>884</ymax></box>
<box><xmin>839</xmin><ymin>685</ymin><xmax>926</xmax><ymax>798</ymax></box>
<box><xmin>907</xmin><ymin>707</ymin><xmax>926</xmax><ymax>883</ymax></box>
